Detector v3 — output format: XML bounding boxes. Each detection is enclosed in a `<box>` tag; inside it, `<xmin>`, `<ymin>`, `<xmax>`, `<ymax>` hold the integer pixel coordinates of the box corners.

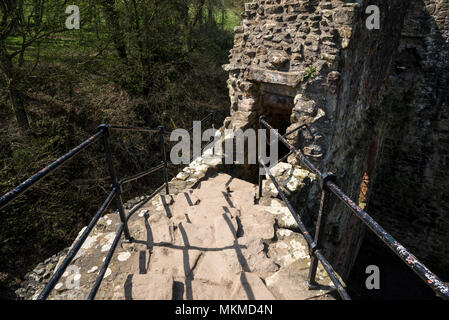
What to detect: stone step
<box><xmin>173</xmin><ymin>279</ymin><xmax>231</xmax><ymax>300</ymax></box>
<box><xmin>230</xmin><ymin>272</ymin><xmax>276</xmax><ymax>300</ymax></box>
<box><xmin>173</xmin><ymin>191</ymin><xmax>201</xmax><ymax>208</ymax></box>
<box><xmin>127</xmin><ymin>272</ymin><xmax>174</xmax><ymax>300</ymax></box>
<box><xmin>131</xmin><ymin>271</ymin><xmax>277</xmax><ymax>301</ymax></box>
<box><xmin>45</xmin><ymin>172</ymin><xmax>340</xmax><ymax>301</ymax></box>
<box><xmin>196</xmin><ymin>173</ymin><xmax>235</xmax><ymax>191</ymax></box>
<box><xmin>265</xmin><ymin>260</ymin><xmax>337</xmax><ymax>300</ymax></box>
<box><xmin>238</xmin><ymin>207</ymin><xmax>275</xmax><ymax>240</ymax></box>
<box><xmin>129</xmin><ymin>172</ymin><xmax>341</xmax><ymax>301</ymax></box>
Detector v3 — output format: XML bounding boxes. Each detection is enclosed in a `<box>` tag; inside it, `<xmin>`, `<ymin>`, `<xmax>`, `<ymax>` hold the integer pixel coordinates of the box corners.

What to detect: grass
<box><xmin>305</xmin><ymin>66</ymin><xmax>316</xmax><ymax>80</ymax></box>
<box><xmin>6</xmin><ymin>28</ymin><xmax>107</xmax><ymax>66</ymax></box>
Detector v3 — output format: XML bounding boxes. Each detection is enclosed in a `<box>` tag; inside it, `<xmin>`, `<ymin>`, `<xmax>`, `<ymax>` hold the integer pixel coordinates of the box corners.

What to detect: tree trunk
<box><xmin>221</xmin><ymin>7</ymin><xmax>225</xmax><ymax>30</ymax></box>
<box><xmin>185</xmin><ymin>0</ymin><xmax>206</xmax><ymax>52</ymax></box>
<box><xmin>9</xmin><ymin>85</ymin><xmax>30</xmax><ymax>133</ymax></box>
<box><xmin>0</xmin><ymin>41</ymin><xmax>30</xmax><ymax>134</ymax></box>
<box><xmin>100</xmin><ymin>0</ymin><xmax>127</xmax><ymax>60</ymax></box>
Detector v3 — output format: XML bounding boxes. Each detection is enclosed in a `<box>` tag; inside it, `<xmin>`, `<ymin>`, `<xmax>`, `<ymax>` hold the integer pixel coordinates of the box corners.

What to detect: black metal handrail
<box><xmin>0</xmin><ymin>111</ymin><xmax>215</xmax><ymax>300</ymax></box>
<box><xmin>259</xmin><ymin>159</ymin><xmax>350</xmax><ymax>300</ymax></box>
<box><xmin>108</xmin><ymin>125</ymin><xmax>160</xmax><ymax>133</ymax></box>
<box><xmin>259</xmin><ymin>115</ymin><xmax>449</xmax><ymax>300</ymax></box>
<box><xmin>0</xmin><ymin>130</ymin><xmax>105</xmax><ymax>210</ymax></box>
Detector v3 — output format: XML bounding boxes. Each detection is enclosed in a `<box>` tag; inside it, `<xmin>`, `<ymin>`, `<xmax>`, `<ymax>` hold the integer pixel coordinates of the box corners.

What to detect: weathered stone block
<box><xmin>247</xmin><ymin>68</ymin><xmax>303</xmax><ymax>87</ymax></box>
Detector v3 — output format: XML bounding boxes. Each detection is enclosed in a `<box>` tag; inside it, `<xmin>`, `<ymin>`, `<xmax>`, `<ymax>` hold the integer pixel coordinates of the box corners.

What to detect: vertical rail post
<box><xmin>258</xmin><ymin>162</ymin><xmax>264</xmax><ymax>200</ymax></box>
<box><xmin>98</xmin><ymin>124</ymin><xmax>131</xmax><ymax>241</ymax></box>
<box><xmin>258</xmin><ymin>116</ymin><xmax>265</xmax><ymax>200</ymax></box>
<box><xmin>211</xmin><ymin>110</ymin><xmax>215</xmax><ymax>129</ymax></box>
<box><xmin>306</xmin><ymin>172</ymin><xmax>336</xmax><ymax>289</ymax></box>
<box><xmin>159</xmin><ymin>126</ymin><xmax>170</xmax><ymax>195</ymax></box>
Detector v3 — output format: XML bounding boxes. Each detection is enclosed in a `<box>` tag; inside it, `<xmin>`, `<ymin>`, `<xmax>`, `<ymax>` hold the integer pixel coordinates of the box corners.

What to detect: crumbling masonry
<box><xmin>222</xmin><ymin>0</ymin><xmax>449</xmax><ymax>280</ymax></box>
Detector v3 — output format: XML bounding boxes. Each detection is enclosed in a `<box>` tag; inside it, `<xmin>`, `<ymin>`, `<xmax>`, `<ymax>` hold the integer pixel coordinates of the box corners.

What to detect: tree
<box><xmin>184</xmin><ymin>0</ymin><xmax>206</xmax><ymax>52</ymax></box>
<box><xmin>0</xmin><ymin>0</ymin><xmax>67</xmax><ymax>133</ymax></box>
<box><xmin>99</xmin><ymin>0</ymin><xmax>127</xmax><ymax>60</ymax></box>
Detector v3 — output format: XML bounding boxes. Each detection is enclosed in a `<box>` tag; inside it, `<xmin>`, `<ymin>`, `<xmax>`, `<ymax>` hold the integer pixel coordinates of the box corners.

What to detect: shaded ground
<box><xmin>347</xmin><ymin>235</ymin><xmax>440</xmax><ymax>300</ymax></box>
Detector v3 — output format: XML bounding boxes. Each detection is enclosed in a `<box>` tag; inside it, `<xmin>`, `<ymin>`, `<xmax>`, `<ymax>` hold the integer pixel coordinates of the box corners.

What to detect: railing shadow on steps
<box><xmin>258</xmin><ymin>115</ymin><xmax>449</xmax><ymax>301</ymax></box>
<box><xmin>0</xmin><ymin>111</ymin><xmax>216</xmax><ymax>300</ymax></box>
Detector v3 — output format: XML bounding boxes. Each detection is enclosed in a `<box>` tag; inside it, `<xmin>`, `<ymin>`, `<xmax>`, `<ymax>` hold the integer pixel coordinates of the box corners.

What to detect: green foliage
<box><xmin>305</xmin><ymin>65</ymin><xmax>316</xmax><ymax>80</ymax></box>
<box><xmin>0</xmin><ymin>0</ymin><xmax>242</xmax><ymax>298</ymax></box>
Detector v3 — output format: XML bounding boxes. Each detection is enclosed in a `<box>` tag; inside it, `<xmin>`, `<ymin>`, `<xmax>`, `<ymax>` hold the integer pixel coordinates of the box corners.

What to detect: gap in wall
<box><xmin>261</xmin><ymin>93</ymin><xmax>294</xmax><ymax>161</ymax></box>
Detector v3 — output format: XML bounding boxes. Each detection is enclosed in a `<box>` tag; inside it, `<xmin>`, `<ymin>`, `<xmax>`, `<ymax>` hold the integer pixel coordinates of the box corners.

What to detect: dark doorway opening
<box><xmin>260</xmin><ymin>93</ymin><xmax>294</xmax><ymax>161</ymax></box>
<box><xmin>222</xmin><ymin>92</ymin><xmax>294</xmax><ymax>184</ymax></box>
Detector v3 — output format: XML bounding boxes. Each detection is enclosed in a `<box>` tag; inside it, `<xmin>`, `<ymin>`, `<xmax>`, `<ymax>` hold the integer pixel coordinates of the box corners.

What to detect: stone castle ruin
<box><xmin>222</xmin><ymin>0</ymin><xmax>449</xmax><ymax>281</ymax></box>
<box><xmin>16</xmin><ymin>0</ymin><xmax>449</xmax><ymax>300</ymax></box>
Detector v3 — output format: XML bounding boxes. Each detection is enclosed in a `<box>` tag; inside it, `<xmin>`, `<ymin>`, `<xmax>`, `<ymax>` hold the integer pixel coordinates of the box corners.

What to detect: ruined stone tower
<box><xmin>222</xmin><ymin>0</ymin><xmax>449</xmax><ymax>281</ymax></box>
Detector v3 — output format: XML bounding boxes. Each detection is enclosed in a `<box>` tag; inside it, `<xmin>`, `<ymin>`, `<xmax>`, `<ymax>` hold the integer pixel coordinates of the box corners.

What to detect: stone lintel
<box><xmin>246</xmin><ymin>67</ymin><xmax>304</xmax><ymax>88</ymax></box>
<box><xmin>260</xmin><ymin>83</ymin><xmax>297</xmax><ymax>98</ymax></box>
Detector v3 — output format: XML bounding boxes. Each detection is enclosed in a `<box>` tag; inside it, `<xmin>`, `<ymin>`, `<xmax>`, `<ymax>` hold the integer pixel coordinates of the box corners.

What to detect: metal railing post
<box><xmin>258</xmin><ymin>167</ymin><xmax>264</xmax><ymax>200</ymax></box>
<box><xmin>306</xmin><ymin>172</ymin><xmax>336</xmax><ymax>289</ymax></box>
<box><xmin>159</xmin><ymin>126</ymin><xmax>170</xmax><ymax>195</ymax></box>
<box><xmin>98</xmin><ymin>124</ymin><xmax>131</xmax><ymax>241</ymax></box>
<box><xmin>211</xmin><ymin>110</ymin><xmax>215</xmax><ymax>129</ymax></box>
<box><xmin>258</xmin><ymin>115</ymin><xmax>266</xmax><ymax>200</ymax></box>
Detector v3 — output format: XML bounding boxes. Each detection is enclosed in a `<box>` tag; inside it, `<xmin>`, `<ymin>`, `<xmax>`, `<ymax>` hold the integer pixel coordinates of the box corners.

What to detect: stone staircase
<box><xmin>46</xmin><ymin>173</ymin><xmax>341</xmax><ymax>300</ymax></box>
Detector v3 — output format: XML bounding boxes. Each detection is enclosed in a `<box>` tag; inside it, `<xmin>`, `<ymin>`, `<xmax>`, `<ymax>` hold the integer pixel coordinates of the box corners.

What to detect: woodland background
<box><xmin>0</xmin><ymin>0</ymin><xmax>243</xmax><ymax>298</ymax></box>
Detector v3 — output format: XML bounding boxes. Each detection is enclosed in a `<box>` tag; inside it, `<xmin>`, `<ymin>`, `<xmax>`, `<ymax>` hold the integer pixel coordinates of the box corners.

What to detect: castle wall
<box><xmin>223</xmin><ymin>0</ymin><xmax>418</xmax><ymax>280</ymax></box>
<box><xmin>366</xmin><ymin>0</ymin><xmax>449</xmax><ymax>278</ymax></box>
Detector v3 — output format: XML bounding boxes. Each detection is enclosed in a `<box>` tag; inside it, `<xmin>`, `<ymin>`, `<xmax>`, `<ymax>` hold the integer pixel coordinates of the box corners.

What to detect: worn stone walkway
<box><xmin>44</xmin><ymin>172</ymin><xmax>340</xmax><ymax>300</ymax></box>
